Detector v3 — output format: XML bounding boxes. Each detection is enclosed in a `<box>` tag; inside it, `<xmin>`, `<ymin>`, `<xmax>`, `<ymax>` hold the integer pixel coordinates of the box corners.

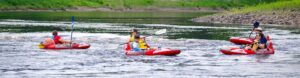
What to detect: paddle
<box><xmin>70</xmin><ymin>16</ymin><xmax>75</xmax><ymax>47</ymax></box>
<box><xmin>153</xmin><ymin>29</ymin><xmax>167</xmax><ymax>49</ymax></box>
<box><xmin>241</xmin><ymin>21</ymin><xmax>259</xmax><ymax>48</ymax></box>
<box><xmin>248</xmin><ymin>21</ymin><xmax>260</xmax><ymax>38</ymax></box>
<box><xmin>119</xmin><ymin>29</ymin><xmax>167</xmax><ymax>45</ymax></box>
<box><xmin>154</xmin><ymin>29</ymin><xmax>167</xmax><ymax>36</ymax></box>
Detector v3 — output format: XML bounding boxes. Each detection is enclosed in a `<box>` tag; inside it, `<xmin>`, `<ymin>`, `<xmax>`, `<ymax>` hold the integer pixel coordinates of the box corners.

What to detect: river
<box><xmin>0</xmin><ymin>12</ymin><xmax>300</xmax><ymax>78</ymax></box>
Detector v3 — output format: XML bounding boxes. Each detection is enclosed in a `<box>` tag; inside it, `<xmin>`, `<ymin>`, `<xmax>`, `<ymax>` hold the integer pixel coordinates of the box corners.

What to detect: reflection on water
<box><xmin>0</xmin><ymin>12</ymin><xmax>214</xmax><ymax>24</ymax></box>
<box><xmin>0</xmin><ymin>20</ymin><xmax>247</xmax><ymax>40</ymax></box>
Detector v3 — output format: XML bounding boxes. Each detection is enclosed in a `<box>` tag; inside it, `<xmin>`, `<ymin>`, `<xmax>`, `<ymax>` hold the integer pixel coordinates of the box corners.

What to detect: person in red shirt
<box><xmin>51</xmin><ymin>31</ymin><xmax>70</xmax><ymax>44</ymax></box>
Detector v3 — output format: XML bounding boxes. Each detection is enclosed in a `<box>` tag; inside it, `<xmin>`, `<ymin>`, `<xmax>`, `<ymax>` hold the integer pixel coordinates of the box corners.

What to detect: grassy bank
<box><xmin>0</xmin><ymin>12</ymin><xmax>215</xmax><ymax>25</ymax></box>
<box><xmin>0</xmin><ymin>0</ymin><xmax>279</xmax><ymax>10</ymax></box>
<box><xmin>231</xmin><ymin>0</ymin><xmax>300</xmax><ymax>14</ymax></box>
<box><xmin>194</xmin><ymin>0</ymin><xmax>300</xmax><ymax>27</ymax></box>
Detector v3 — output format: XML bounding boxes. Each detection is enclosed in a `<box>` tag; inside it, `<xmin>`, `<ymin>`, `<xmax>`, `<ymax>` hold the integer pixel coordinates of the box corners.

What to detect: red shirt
<box><xmin>53</xmin><ymin>35</ymin><xmax>62</xmax><ymax>44</ymax></box>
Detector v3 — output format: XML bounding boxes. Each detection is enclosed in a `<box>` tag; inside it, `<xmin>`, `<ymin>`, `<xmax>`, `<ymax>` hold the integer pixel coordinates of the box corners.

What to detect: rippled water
<box><xmin>0</xmin><ymin>20</ymin><xmax>300</xmax><ymax>78</ymax></box>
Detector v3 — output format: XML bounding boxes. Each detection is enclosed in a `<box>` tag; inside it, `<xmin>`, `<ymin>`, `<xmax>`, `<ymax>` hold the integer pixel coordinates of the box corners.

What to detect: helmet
<box><xmin>254</xmin><ymin>27</ymin><xmax>263</xmax><ymax>31</ymax></box>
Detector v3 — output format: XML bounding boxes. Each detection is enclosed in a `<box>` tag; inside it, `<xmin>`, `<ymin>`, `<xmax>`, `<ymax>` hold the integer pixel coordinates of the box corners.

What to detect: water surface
<box><xmin>0</xmin><ymin>12</ymin><xmax>300</xmax><ymax>78</ymax></box>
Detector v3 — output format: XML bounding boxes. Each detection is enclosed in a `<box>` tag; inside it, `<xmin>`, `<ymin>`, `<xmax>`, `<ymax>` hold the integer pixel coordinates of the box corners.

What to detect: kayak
<box><xmin>220</xmin><ymin>47</ymin><xmax>255</xmax><ymax>55</ymax></box>
<box><xmin>220</xmin><ymin>46</ymin><xmax>274</xmax><ymax>55</ymax></box>
<box><xmin>229</xmin><ymin>36</ymin><xmax>270</xmax><ymax>45</ymax></box>
<box><xmin>38</xmin><ymin>43</ymin><xmax>90</xmax><ymax>49</ymax></box>
<box><xmin>125</xmin><ymin>43</ymin><xmax>181</xmax><ymax>56</ymax></box>
<box><xmin>125</xmin><ymin>48</ymin><xmax>181</xmax><ymax>56</ymax></box>
<box><xmin>229</xmin><ymin>37</ymin><xmax>254</xmax><ymax>45</ymax></box>
<box><xmin>220</xmin><ymin>38</ymin><xmax>274</xmax><ymax>55</ymax></box>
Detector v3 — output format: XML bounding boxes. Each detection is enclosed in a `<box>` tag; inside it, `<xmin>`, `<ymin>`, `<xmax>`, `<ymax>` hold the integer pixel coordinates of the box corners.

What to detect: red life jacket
<box><xmin>53</xmin><ymin>35</ymin><xmax>62</xmax><ymax>44</ymax></box>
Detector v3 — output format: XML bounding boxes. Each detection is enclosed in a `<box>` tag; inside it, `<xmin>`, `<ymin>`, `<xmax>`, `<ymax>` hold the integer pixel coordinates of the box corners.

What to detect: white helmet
<box><xmin>254</xmin><ymin>27</ymin><xmax>263</xmax><ymax>31</ymax></box>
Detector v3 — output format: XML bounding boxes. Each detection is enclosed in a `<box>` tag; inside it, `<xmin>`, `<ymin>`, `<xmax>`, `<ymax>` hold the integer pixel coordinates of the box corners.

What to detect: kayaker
<box><xmin>129</xmin><ymin>29</ymin><xmax>140</xmax><ymax>42</ymax></box>
<box><xmin>40</xmin><ymin>38</ymin><xmax>55</xmax><ymax>48</ymax></box>
<box><xmin>255</xmin><ymin>28</ymin><xmax>267</xmax><ymax>49</ymax></box>
<box><xmin>51</xmin><ymin>31</ymin><xmax>70</xmax><ymax>44</ymax></box>
<box><xmin>245</xmin><ymin>28</ymin><xmax>267</xmax><ymax>51</ymax></box>
<box><xmin>139</xmin><ymin>36</ymin><xmax>150</xmax><ymax>50</ymax></box>
<box><xmin>131</xmin><ymin>35</ymin><xmax>142</xmax><ymax>52</ymax></box>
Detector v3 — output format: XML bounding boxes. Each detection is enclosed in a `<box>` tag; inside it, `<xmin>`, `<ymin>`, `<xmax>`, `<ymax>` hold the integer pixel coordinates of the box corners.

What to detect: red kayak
<box><xmin>125</xmin><ymin>43</ymin><xmax>181</xmax><ymax>56</ymax></box>
<box><xmin>229</xmin><ymin>37</ymin><xmax>254</xmax><ymax>45</ymax></box>
<box><xmin>229</xmin><ymin>36</ymin><xmax>271</xmax><ymax>45</ymax></box>
<box><xmin>39</xmin><ymin>43</ymin><xmax>90</xmax><ymax>49</ymax></box>
<box><xmin>220</xmin><ymin>46</ymin><xmax>274</xmax><ymax>55</ymax></box>
<box><xmin>125</xmin><ymin>48</ymin><xmax>181</xmax><ymax>56</ymax></box>
<box><xmin>220</xmin><ymin>37</ymin><xmax>274</xmax><ymax>55</ymax></box>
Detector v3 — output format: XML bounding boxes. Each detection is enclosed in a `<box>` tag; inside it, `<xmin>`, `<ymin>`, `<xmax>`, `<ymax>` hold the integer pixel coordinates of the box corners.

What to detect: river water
<box><xmin>0</xmin><ymin>12</ymin><xmax>300</xmax><ymax>78</ymax></box>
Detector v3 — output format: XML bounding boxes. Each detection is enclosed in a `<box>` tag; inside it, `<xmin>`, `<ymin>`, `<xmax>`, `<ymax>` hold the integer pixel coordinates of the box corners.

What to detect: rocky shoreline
<box><xmin>0</xmin><ymin>7</ymin><xmax>224</xmax><ymax>12</ymax></box>
<box><xmin>193</xmin><ymin>11</ymin><xmax>300</xmax><ymax>27</ymax></box>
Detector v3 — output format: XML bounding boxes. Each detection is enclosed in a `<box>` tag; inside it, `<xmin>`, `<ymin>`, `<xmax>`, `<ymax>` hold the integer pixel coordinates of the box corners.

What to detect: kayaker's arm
<box><xmin>258</xmin><ymin>44</ymin><xmax>266</xmax><ymax>49</ymax></box>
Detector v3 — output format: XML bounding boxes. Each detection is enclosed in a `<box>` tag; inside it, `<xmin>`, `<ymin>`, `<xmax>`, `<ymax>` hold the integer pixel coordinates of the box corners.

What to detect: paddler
<box><xmin>129</xmin><ymin>29</ymin><xmax>140</xmax><ymax>42</ymax></box>
<box><xmin>39</xmin><ymin>38</ymin><xmax>55</xmax><ymax>49</ymax></box>
<box><xmin>130</xmin><ymin>35</ymin><xmax>150</xmax><ymax>52</ymax></box>
<box><xmin>139</xmin><ymin>36</ymin><xmax>150</xmax><ymax>50</ymax></box>
<box><xmin>39</xmin><ymin>31</ymin><xmax>71</xmax><ymax>48</ymax></box>
<box><xmin>131</xmin><ymin>35</ymin><xmax>142</xmax><ymax>52</ymax></box>
<box><xmin>245</xmin><ymin>27</ymin><xmax>267</xmax><ymax>51</ymax></box>
<box><xmin>51</xmin><ymin>31</ymin><xmax>70</xmax><ymax>44</ymax></box>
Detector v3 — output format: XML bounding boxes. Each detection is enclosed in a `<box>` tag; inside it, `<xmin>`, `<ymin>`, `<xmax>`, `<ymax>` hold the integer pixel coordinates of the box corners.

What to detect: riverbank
<box><xmin>0</xmin><ymin>0</ymin><xmax>275</xmax><ymax>10</ymax></box>
<box><xmin>0</xmin><ymin>0</ymin><xmax>280</xmax><ymax>13</ymax></box>
<box><xmin>193</xmin><ymin>0</ymin><xmax>300</xmax><ymax>27</ymax></box>
<box><xmin>193</xmin><ymin>11</ymin><xmax>300</xmax><ymax>27</ymax></box>
<box><xmin>0</xmin><ymin>7</ymin><xmax>224</xmax><ymax>12</ymax></box>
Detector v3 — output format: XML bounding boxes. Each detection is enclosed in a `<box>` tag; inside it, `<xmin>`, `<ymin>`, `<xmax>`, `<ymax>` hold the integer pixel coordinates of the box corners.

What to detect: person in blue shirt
<box><xmin>131</xmin><ymin>35</ymin><xmax>142</xmax><ymax>52</ymax></box>
<box><xmin>245</xmin><ymin>27</ymin><xmax>267</xmax><ymax>51</ymax></box>
<box><xmin>255</xmin><ymin>28</ymin><xmax>267</xmax><ymax>49</ymax></box>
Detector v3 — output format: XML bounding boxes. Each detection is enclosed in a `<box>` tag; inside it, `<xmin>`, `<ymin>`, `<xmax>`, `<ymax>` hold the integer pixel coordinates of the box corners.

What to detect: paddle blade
<box><xmin>155</xmin><ymin>29</ymin><xmax>167</xmax><ymax>35</ymax></box>
<box><xmin>72</xmin><ymin>16</ymin><xmax>75</xmax><ymax>27</ymax></box>
<box><xmin>253</xmin><ymin>21</ymin><xmax>259</xmax><ymax>28</ymax></box>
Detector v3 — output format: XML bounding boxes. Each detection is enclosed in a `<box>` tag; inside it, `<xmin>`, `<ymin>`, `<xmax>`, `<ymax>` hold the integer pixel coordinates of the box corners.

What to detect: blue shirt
<box><xmin>131</xmin><ymin>42</ymin><xmax>141</xmax><ymax>52</ymax></box>
<box><xmin>260</xmin><ymin>36</ymin><xmax>267</xmax><ymax>44</ymax></box>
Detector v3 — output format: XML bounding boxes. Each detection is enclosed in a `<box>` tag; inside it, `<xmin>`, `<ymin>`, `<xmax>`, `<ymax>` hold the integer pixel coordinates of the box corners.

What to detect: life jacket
<box><xmin>129</xmin><ymin>35</ymin><xmax>135</xmax><ymax>42</ymax></box>
<box><xmin>139</xmin><ymin>39</ymin><xmax>149</xmax><ymax>49</ymax></box>
<box><xmin>52</xmin><ymin>35</ymin><xmax>62</xmax><ymax>44</ymax></box>
<box><xmin>129</xmin><ymin>33</ymin><xmax>140</xmax><ymax>42</ymax></box>
<box><xmin>252</xmin><ymin>35</ymin><xmax>268</xmax><ymax>51</ymax></box>
<box><xmin>251</xmin><ymin>40</ymin><xmax>259</xmax><ymax>51</ymax></box>
<box><xmin>42</xmin><ymin>38</ymin><xmax>55</xmax><ymax>48</ymax></box>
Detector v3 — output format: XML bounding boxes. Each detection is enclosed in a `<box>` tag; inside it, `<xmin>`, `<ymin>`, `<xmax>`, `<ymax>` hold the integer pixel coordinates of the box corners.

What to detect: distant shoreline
<box><xmin>193</xmin><ymin>11</ymin><xmax>300</xmax><ymax>28</ymax></box>
<box><xmin>193</xmin><ymin>0</ymin><xmax>300</xmax><ymax>28</ymax></box>
<box><xmin>0</xmin><ymin>7</ymin><xmax>224</xmax><ymax>12</ymax></box>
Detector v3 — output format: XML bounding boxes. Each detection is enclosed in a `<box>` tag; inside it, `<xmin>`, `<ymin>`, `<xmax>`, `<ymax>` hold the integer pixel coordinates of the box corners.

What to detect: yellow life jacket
<box><xmin>129</xmin><ymin>34</ymin><xmax>135</xmax><ymax>42</ymax></box>
<box><xmin>139</xmin><ymin>39</ymin><xmax>148</xmax><ymax>49</ymax></box>
<box><xmin>251</xmin><ymin>40</ymin><xmax>259</xmax><ymax>51</ymax></box>
<box><xmin>38</xmin><ymin>43</ymin><xmax>44</xmax><ymax>49</ymax></box>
